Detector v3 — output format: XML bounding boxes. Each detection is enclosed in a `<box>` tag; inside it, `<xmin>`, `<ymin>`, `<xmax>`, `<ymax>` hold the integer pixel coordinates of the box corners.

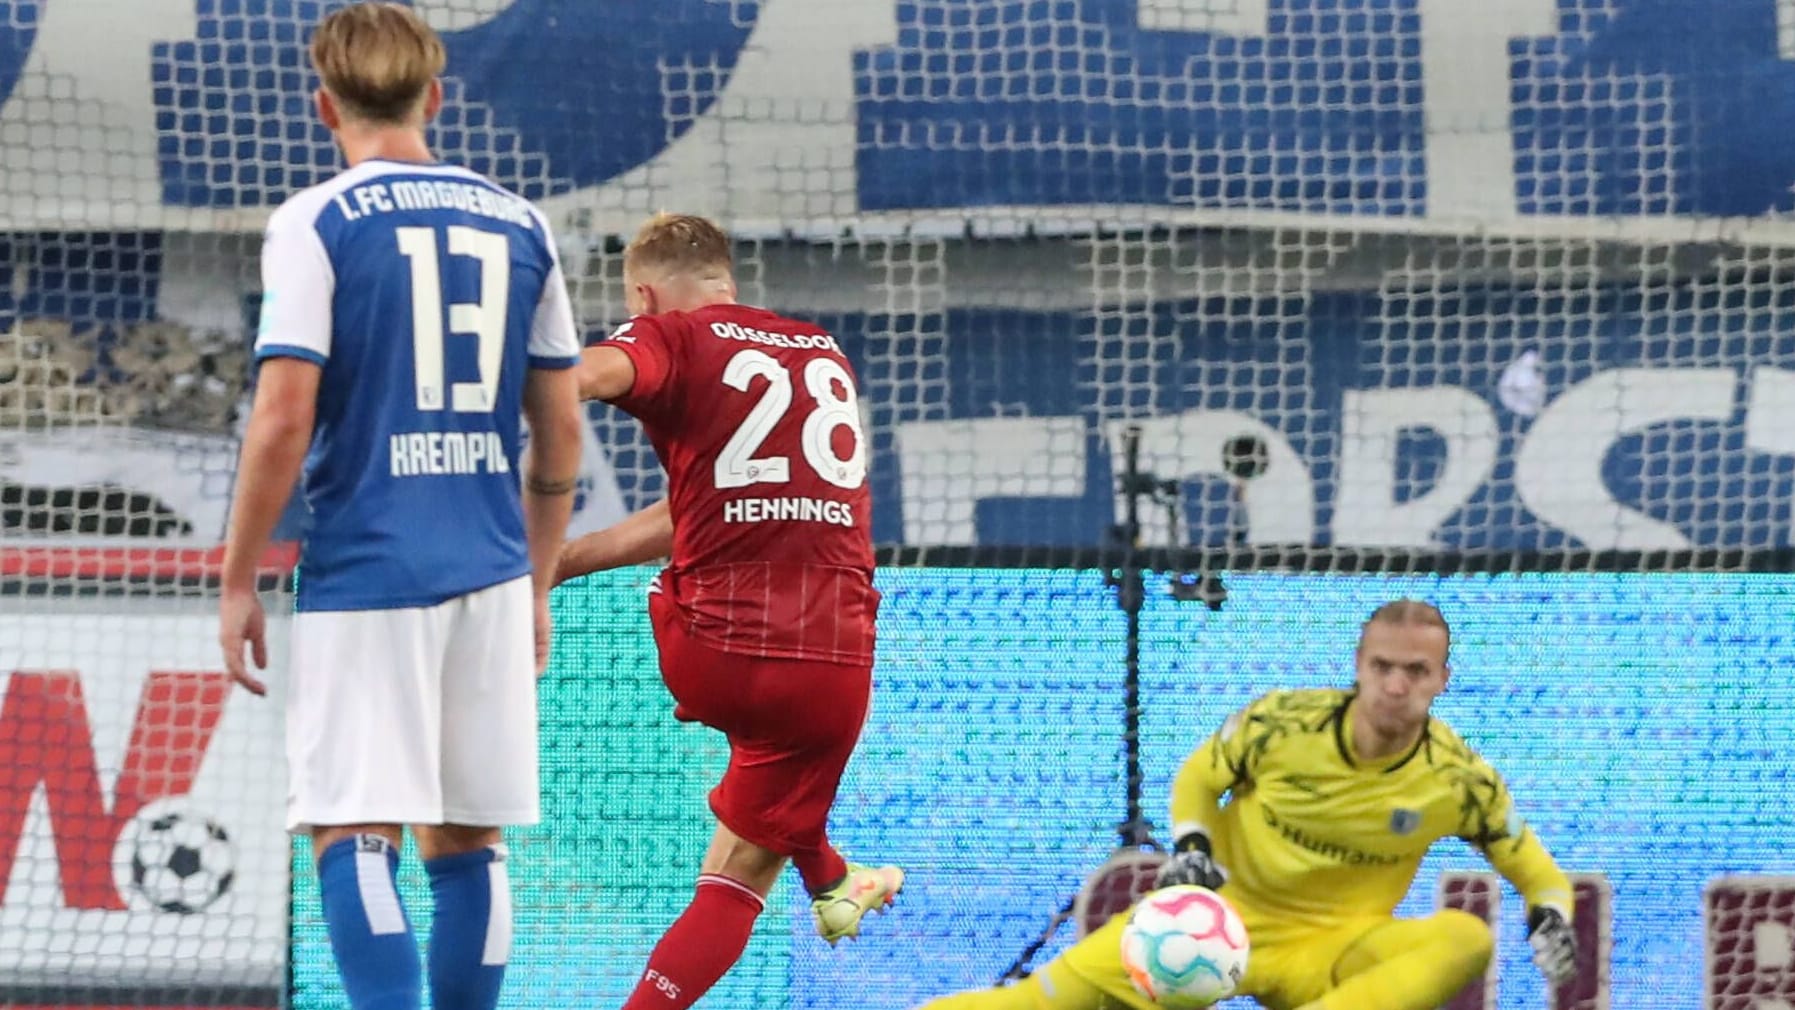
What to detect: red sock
<box><xmin>620</xmin><ymin>875</ymin><xmax>764</xmax><ymax>1010</ymax></box>
<box><xmin>793</xmin><ymin>846</ymin><xmax>849</xmax><ymax>895</ymax></box>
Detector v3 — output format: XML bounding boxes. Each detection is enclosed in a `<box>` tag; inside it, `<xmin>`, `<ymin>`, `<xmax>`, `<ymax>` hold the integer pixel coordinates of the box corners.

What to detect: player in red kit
<box><xmin>560</xmin><ymin>213</ymin><xmax>903</xmax><ymax>1010</ymax></box>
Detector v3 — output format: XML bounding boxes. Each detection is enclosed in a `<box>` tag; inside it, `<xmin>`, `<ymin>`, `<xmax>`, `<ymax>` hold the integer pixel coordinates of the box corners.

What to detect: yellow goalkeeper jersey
<box><xmin>1169</xmin><ymin>688</ymin><xmax>1572</xmax><ymax>930</ymax></box>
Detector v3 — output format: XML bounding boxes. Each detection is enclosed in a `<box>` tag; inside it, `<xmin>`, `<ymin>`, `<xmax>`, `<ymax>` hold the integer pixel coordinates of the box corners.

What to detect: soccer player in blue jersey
<box><xmin>216</xmin><ymin>5</ymin><xmax>584</xmax><ymax>1010</ymax></box>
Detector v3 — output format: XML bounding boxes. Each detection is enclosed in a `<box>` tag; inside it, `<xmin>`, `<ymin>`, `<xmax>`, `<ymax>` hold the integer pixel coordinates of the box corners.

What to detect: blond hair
<box><xmin>624</xmin><ymin>213</ymin><xmax>734</xmax><ymax>278</ymax></box>
<box><xmin>1361</xmin><ymin>598</ymin><xmax>1451</xmax><ymax>655</ymax></box>
<box><xmin>310</xmin><ymin>3</ymin><xmax>445</xmax><ymax>125</ymax></box>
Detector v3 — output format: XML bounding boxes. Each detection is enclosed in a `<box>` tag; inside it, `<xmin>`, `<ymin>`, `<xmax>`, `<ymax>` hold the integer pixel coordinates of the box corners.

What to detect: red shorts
<box><xmin>649</xmin><ymin>590</ymin><xmax>872</xmax><ymax>856</ymax></box>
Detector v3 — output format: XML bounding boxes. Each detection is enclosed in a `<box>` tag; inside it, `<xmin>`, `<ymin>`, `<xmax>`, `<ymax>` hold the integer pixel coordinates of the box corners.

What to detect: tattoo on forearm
<box><xmin>527</xmin><ymin>475</ymin><xmax>577</xmax><ymax>495</ymax></box>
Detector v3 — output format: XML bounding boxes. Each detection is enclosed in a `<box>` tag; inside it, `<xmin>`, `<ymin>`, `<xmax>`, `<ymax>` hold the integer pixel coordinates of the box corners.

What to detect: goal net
<box><xmin>2</xmin><ymin>2</ymin><xmax>1793</xmax><ymax>1009</ymax></box>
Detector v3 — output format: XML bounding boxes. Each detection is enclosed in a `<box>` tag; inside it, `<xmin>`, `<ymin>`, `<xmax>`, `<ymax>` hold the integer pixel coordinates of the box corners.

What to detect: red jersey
<box><xmin>603</xmin><ymin>303</ymin><xmax>879</xmax><ymax>664</ymax></box>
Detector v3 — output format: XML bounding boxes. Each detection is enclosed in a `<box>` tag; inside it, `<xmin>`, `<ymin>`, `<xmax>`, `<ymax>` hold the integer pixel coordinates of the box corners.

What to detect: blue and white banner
<box><xmin>3</xmin><ymin>2</ymin><xmax>1795</xmax><ymax>552</ymax></box>
<box><xmin>834</xmin><ymin>291</ymin><xmax>1795</xmax><ymax>551</ymax></box>
<box><xmin>3</xmin><ymin>1</ymin><xmax>1795</xmax><ymax>229</ymax></box>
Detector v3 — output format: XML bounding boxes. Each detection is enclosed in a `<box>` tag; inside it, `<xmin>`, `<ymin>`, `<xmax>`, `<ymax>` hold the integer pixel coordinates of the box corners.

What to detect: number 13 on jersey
<box><xmin>397</xmin><ymin>224</ymin><xmax>509</xmax><ymax>414</ymax></box>
<box><xmin>715</xmin><ymin>348</ymin><xmax>867</xmax><ymax>491</ymax></box>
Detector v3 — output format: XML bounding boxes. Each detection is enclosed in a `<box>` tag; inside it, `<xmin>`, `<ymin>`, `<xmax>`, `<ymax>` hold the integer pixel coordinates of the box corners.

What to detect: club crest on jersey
<box><xmin>1389</xmin><ymin>809</ymin><xmax>1421</xmax><ymax>835</ymax></box>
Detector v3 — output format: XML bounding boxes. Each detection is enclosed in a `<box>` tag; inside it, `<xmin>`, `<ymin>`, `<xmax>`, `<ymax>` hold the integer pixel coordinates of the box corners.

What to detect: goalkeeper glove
<box><xmin>1527</xmin><ymin>906</ymin><xmax>1577</xmax><ymax>985</ymax></box>
<box><xmin>1153</xmin><ymin>832</ymin><xmax>1228</xmax><ymax>891</ymax></box>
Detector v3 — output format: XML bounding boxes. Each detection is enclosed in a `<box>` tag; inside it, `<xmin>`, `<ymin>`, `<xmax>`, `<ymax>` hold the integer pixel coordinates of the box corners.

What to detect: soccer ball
<box><xmin>1119</xmin><ymin>885</ymin><xmax>1250</xmax><ymax>1009</ymax></box>
<box><xmin>114</xmin><ymin>803</ymin><xmax>236</xmax><ymax>914</ymax></box>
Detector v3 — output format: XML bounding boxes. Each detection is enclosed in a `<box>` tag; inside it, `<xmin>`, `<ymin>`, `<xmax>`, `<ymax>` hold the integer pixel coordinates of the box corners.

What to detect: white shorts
<box><xmin>285</xmin><ymin>575</ymin><xmax>539</xmax><ymax>832</ymax></box>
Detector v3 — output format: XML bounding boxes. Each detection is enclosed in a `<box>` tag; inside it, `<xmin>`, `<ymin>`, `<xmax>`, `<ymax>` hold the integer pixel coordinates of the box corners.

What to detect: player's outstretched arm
<box><xmin>575</xmin><ymin>344</ymin><xmax>638</xmax><ymax>402</ymax></box>
<box><xmin>1157</xmin><ymin>735</ymin><xmax>1232</xmax><ymax>890</ymax></box>
<box><xmin>219</xmin><ymin>358</ymin><xmax>320</xmax><ymax>695</ymax></box>
<box><xmin>554</xmin><ymin>498</ymin><xmax>673</xmax><ymax>585</ymax></box>
<box><xmin>1486</xmin><ymin>830</ymin><xmax>1577</xmax><ymax>984</ymax></box>
<box><xmin>1156</xmin><ymin>703</ymin><xmax>1258</xmax><ymax>889</ymax></box>
<box><xmin>1474</xmin><ymin>779</ymin><xmax>1578</xmax><ymax>985</ymax></box>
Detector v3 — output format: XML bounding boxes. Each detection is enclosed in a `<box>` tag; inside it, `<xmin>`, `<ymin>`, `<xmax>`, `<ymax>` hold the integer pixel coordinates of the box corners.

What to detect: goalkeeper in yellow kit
<box><xmin>920</xmin><ymin>600</ymin><xmax>1579</xmax><ymax>1010</ymax></box>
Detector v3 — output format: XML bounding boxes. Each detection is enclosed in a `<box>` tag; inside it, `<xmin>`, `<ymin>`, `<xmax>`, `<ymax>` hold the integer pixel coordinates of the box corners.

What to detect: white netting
<box><xmin>2</xmin><ymin>1</ymin><xmax>1793</xmax><ymax>564</ymax></box>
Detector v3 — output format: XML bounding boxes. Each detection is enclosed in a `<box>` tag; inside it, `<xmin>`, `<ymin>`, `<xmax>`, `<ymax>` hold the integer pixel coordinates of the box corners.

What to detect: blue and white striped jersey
<box><xmin>254</xmin><ymin>159</ymin><xmax>581</xmax><ymax>611</ymax></box>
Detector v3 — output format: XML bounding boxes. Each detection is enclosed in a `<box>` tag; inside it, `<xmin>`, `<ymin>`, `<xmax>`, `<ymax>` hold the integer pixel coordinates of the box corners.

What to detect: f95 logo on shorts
<box><xmin>643</xmin><ymin>969</ymin><xmax>681</xmax><ymax>1001</ymax></box>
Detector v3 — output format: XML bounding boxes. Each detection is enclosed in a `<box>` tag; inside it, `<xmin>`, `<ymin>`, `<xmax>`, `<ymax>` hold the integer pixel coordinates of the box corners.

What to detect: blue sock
<box><xmin>317</xmin><ymin>835</ymin><xmax>422</xmax><ymax>1010</ymax></box>
<box><xmin>424</xmin><ymin>843</ymin><xmax>512</xmax><ymax>1010</ymax></box>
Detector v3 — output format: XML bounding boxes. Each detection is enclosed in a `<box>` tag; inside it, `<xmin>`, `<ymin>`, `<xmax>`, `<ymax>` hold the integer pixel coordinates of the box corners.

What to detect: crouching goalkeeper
<box><xmin>920</xmin><ymin>599</ymin><xmax>1579</xmax><ymax>1010</ymax></box>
